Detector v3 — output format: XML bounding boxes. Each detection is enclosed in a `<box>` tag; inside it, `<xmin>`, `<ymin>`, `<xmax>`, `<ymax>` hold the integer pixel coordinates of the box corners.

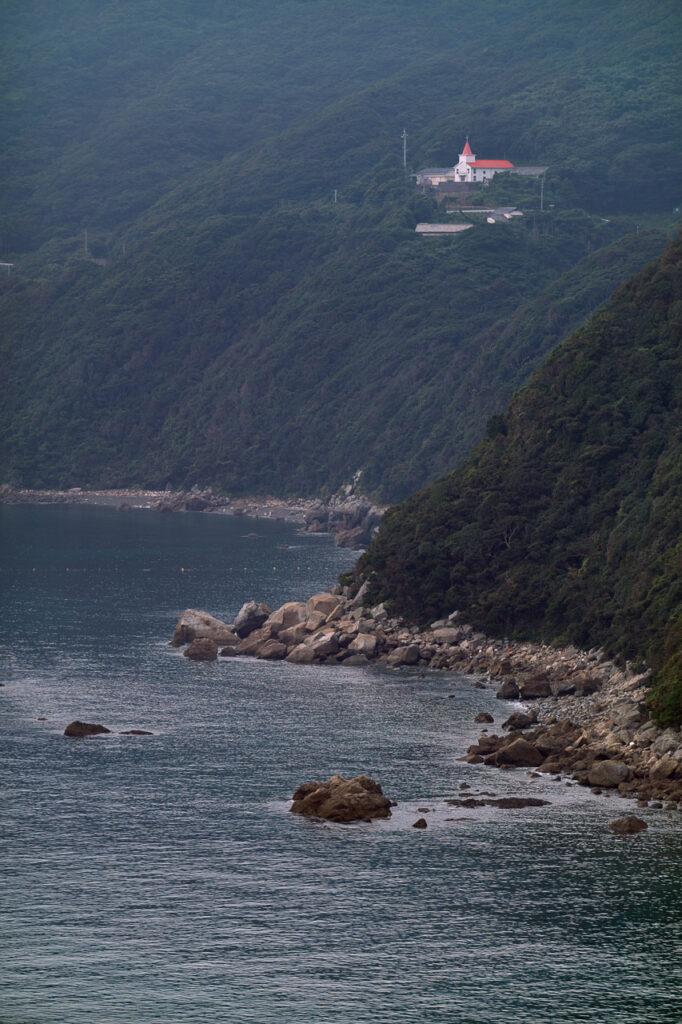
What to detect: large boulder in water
<box><xmin>610</xmin><ymin>815</ymin><xmax>648</xmax><ymax>834</ymax></box>
<box><xmin>502</xmin><ymin>710</ymin><xmax>538</xmax><ymax>730</ymax></box>
<box><xmin>290</xmin><ymin>774</ymin><xmax>393</xmax><ymax>823</ymax></box>
<box><xmin>64</xmin><ymin>721</ymin><xmax>111</xmax><ymax>737</ymax></box>
<box><xmin>172</xmin><ymin>609</ymin><xmax>238</xmax><ymax>647</ymax></box>
<box><xmin>484</xmin><ymin>737</ymin><xmax>544</xmax><ymax>767</ymax></box>
<box><xmin>496</xmin><ymin>679</ymin><xmax>520</xmax><ymax>700</ymax></box>
<box><xmin>233</xmin><ymin>601</ymin><xmax>272</xmax><ymax>638</ymax></box>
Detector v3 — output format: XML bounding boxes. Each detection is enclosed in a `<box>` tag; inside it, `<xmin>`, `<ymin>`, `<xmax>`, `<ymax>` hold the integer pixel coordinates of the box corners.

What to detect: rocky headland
<box><xmin>0</xmin><ymin>485</ymin><xmax>384</xmax><ymax>549</ymax></box>
<box><xmin>172</xmin><ymin>585</ymin><xmax>682</xmax><ymax>811</ymax></box>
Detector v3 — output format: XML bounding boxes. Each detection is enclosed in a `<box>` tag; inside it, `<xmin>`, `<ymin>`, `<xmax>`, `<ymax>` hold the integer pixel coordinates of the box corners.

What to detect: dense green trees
<box><xmin>0</xmin><ymin>0</ymin><xmax>680</xmax><ymax>501</ymax></box>
<box><xmin>358</xmin><ymin>233</ymin><xmax>682</xmax><ymax>725</ymax></box>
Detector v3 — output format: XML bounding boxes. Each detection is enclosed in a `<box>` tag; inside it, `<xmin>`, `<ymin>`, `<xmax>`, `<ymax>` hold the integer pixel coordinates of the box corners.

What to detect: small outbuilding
<box><xmin>415</xmin><ymin>222</ymin><xmax>473</xmax><ymax>236</ymax></box>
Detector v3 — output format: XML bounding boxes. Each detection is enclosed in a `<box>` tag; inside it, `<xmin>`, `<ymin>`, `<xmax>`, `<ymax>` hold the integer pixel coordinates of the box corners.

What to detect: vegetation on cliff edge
<box><xmin>358</xmin><ymin>233</ymin><xmax>682</xmax><ymax>725</ymax></box>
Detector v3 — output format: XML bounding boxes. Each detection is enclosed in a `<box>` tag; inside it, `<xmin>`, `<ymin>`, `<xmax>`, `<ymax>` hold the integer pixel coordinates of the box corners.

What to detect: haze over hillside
<box><xmin>1</xmin><ymin>0</ymin><xmax>680</xmax><ymax>500</ymax></box>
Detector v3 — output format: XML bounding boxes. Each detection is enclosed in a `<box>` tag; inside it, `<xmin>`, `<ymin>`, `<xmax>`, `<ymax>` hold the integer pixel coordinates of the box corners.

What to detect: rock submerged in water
<box><xmin>496</xmin><ymin>679</ymin><xmax>520</xmax><ymax>700</ymax></box>
<box><xmin>290</xmin><ymin>774</ymin><xmax>393</xmax><ymax>823</ymax></box>
<box><xmin>484</xmin><ymin>737</ymin><xmax>544</xmax><ymax>767</ymax></box>
<box><xmin>610</xmin><ymin>815</ymin><xmax>648</xmax><ymax>835</ymax></box>
<box><xmin>502</xmin><ymin>711</ymin><xmax>537</xmax><ymax>731</ymax></box>
<box><xmin>64</xmin><ymin>721</ymin><xmax>111</xmax><ymax>737</ymax></box>
<box><xmin>446</xmin><ymin>796</ymin><xmax>550</xmax><ymax>809</ymax></box>
<box><xmin>183</xmin><ymin>637</ymin><xmax>218</xmax><ymax>661</ymax></box>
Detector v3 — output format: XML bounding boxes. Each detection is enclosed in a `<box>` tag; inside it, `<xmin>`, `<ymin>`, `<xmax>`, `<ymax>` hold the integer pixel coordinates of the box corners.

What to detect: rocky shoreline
<box><xmin>172</xmin><ymin>585</ymin><xmax>682</xmax><ymax>812</ymax></box>
<box><xmin>0</xmin><ymin>484</ymin><xmax>384</xmax><ymax>549</ymax></box>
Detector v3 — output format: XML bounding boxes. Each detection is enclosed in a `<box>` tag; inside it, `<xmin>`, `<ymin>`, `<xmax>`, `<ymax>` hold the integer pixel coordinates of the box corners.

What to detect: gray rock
<box><xmin>486</xmin><ymin>737</ymin><xmax>544</xmax><ymax>768</ymax></box>
<box><xmin>233</xmin><ymin>601</ymin><xmax>271</xmax><ymax>638</ymax></box>
<box><xmin>573</xmin><ymin>671</ymin><xmax>602</xmax><ymax>696</ymax></box>
<box><xmin>348</xmin><ymin>633</ymin><xmax>377</xmax><ymax>657</ymax></box>
<box><xmin>350</xmin><ymin>580</ymin><xmax>370</xmax><ymax>609</ymax></box>
<box><xmin>651</xmin><ymin>728</ymin><xmax>681</xmax><ymax>758</ymax></box>
<box><xmin>502</xmin><ymin>711</ymin><xmax>537</xmax><ymax>730</ymax></box>
<box><xmin>387</xmin><ymin>644</ymin><xmax>420</xmax><ymax>667</ymax></box>
<box><xmin>309</xmin><ymin>631</ymin><xmax>340</xmax><ymax>658</ymax></box>
<box><xmin>650</xmin><ymin>756</ymin><xmax>682</xmax><ymax>780</ymax></box>
<box><xmin>255</xmin><ymin>639</ymin><xmax>288</xmax><ymax>660</ymax></box>
<box><xmin>172</xmin><ymin>608</ymin><xmax>239</xmax><ymax>646</ymax></box>
<box><xmin>587</xmin><ymin>760</ymin><xmax>630</xmax><ymax>788</ymax></box>
<box><xmin>518</xmin><ymin>673</ymin><xmax>552</xmax><ymax>699</ymax></box>
<box><xmin>370</xmin><ymin>603</ymin><xmax>389</xmax><ymax>623</ymax></box>
<box><xmin>265</xmin><ymin>601</ymin><xmax>307</xmax><ymax>636</ymax></box>
<box><xmin>612</xmin><ymin>704</ymin><xmax>646</xmax><ymax>729</ymax></box>
<box><xmin>64</xmin><ymin>720</ymin><xmax>111</xmax><ymax>737</ymax></box>
<box><xmin>343</xmin><ymin>654</ymin><xmax>370</xmax><ymax>666</ymax></box>
<box><xmin>431</xmin><ymin>627</ymin><xmax>462</xmax><ymax>643</ymax></box>
<box><xmin>278</xmin><ymin>622</ymin><xmax>309</xmax><ymax>646</ymax></box>
<box><xmin>496</xmin><ymin>679</ymin><xmax>520</xmax><ymax>700</ymax></box>
<box><xmin>305</xmin><ymin>593</ymin><xmax>341</xmax><ymax>618</ymax></box>
<box><xmin>286</xmin><ymin>644</ymin><xmax>315</xmax><ymax>664</ymax></box>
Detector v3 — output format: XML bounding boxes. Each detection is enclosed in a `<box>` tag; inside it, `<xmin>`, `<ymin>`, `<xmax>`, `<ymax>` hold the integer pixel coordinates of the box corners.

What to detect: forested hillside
<box><xmin>1</xmin><ymin>0</ymin><xmax>680</xmax><ymax>499</ymax></box>
<box><xmin>358</xmin><ymin>233</ymin><xmax>682</xmax><ymax>725</ymax></box>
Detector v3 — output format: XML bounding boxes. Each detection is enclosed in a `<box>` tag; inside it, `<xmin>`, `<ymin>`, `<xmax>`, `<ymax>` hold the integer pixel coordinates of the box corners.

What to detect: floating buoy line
<box><xmin>8</xmin><ymin>564</ymin><xmax>315</xmax><ymax>574</ymax></box>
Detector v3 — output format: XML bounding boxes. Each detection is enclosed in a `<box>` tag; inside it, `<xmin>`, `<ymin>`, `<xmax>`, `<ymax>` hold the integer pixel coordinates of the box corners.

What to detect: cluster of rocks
<box><xmin>290</xmin><ymin>774</ymin><xmax>394</xmax><ymax>823</ymax></box>
<box><xmin>171</xmin><ymin>585</ymin><xmax>681</xmax><ymax>812</ymax></box>
<box><xmin>63</xmin><ymin>720</ymin><xmax>152</xmax><ymax>737</ymax></box>
<box><xmin>464</xmin><ymin>706</ymin><xmax>682</xmax><ymax>807</ymax></box>
<box><xmin>171</xmin><ymin>587</ymin><xmax>619</xmax><ymax>681</ymax></box>
<box><xmin>152</xmin><ymin>488</ymin><xmax>224</xmax><ymax>513</ymax></box>
<box><xmin>304</xmin><ymin>496</ymin><xmax>384</xmax><ymax>549</ymax></box>
<box><xmin>0</xmin><ymin>482</ymin><xmax>387</xmax><ymax>543</ymax></box>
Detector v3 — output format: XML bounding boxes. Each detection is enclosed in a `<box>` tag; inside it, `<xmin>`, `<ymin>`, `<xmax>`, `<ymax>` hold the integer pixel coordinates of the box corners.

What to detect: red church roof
<box><xmin>471</xmin><ymin>159</ymin><xmax>515</xmax><ymax>168</ymax></box>
<box><xmin>462</xmin><ymin>139</ymin><xmax>473</xmax><ymax>155</ymax></box>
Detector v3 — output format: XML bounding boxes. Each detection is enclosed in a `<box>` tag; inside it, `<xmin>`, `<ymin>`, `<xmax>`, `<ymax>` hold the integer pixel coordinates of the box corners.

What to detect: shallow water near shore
<box><xmin>1</xmin><ymin>504</ymin><xmax>681</xmax><ymax>1023</ymax></box>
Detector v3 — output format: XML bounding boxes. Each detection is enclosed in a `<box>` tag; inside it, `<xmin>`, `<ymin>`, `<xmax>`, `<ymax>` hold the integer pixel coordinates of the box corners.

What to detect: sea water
<box><xmin>1</xmin><ymin>504</ymin><xmax>680</xmax><ymax>1024</ymax></box>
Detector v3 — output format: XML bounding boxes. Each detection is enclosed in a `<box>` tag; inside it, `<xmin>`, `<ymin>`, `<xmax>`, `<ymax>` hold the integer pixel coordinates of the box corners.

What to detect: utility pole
<box><xmin>540</xmin><ymin>176</ymin><xmax>545</xmax><ymax>212</ymax></box>
<box><xmin>402</xmin><ymin>128</ymin><xmax>408</xmax><ymax>170</ymax></box>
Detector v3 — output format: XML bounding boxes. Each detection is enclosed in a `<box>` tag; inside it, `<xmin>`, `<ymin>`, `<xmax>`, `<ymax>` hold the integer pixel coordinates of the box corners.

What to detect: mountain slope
<box><xmin>357</xmin><ymin>232</ymin><xmax>682</xmax><ymax>724</ymax></box>
<box><xmin>0</xmin><ymin>0</ymin><xmax>680</xmax><ymax>501</ymax></box>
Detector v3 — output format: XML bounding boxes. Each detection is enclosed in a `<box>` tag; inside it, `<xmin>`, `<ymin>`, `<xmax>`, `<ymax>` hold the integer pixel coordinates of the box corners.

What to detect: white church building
<box><xmin>416</xmin><ymin>138</ymin><xmax>532</xmax><ymax>187</ymax></box>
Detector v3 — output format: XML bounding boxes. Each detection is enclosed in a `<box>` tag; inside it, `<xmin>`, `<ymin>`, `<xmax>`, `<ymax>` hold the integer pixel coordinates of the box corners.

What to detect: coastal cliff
<box><xmin>356</xmin><ymin>232</ymin><xmax>682</xmax><ymax>727</ymax></box>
